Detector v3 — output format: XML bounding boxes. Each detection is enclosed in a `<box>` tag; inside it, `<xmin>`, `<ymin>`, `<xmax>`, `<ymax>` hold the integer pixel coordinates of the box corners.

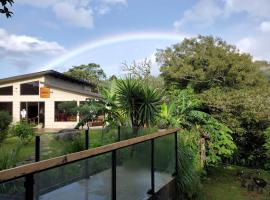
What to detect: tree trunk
<box><xmin>199</xmin><ymin>137</ymin><xmax>206</xmax><ymax>168</ymax></box>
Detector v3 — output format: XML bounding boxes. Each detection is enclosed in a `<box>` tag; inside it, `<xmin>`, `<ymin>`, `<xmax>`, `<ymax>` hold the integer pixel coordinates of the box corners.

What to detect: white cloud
<box><xmin>0</xmin><ymin>28</ymin><xmax>65</xmax><ymax>69</ymax></box>
<box><xmin>0</xmin><ymin>29</ymin><xmax>65</xmax><ymax>54</ymax></box>
<box><xmin>53</xmin><ymin>2</ymin><xmax>94</xmax><ymax>28</ymax></box>
<box><xmin>174</xmin><ymin>0</ymin><xmax>270</xmax><ymax>30</ymax></box>
<box><xmin>224</xmin><ymin>0</ymin><xmax>270</xmax><ymax>19</ymax></box>
<box><xmin>260</xmin><ymin>21</ymin><xmax>270</xmax><ymax>32</ymax></box>
<box><xmin>17</xmin><ymin>0</ymin><xmax>127</xmax><ymax>28</ymax></box>
<box><xmin>236</xmin><ymin>36</ymin><xmax>270</xmax><ymax>61</ymax></box>
<box><xmin>174</xmin><ymin>0</ymin><xmax>223</xmax><ymax>29</ymax></box>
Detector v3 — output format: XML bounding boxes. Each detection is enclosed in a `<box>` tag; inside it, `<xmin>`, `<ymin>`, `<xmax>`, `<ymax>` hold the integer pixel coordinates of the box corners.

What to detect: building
<box><xmin>0</xmin><ymin>70</ymin><xmax>101</xmax><ymax>129</ymax></box>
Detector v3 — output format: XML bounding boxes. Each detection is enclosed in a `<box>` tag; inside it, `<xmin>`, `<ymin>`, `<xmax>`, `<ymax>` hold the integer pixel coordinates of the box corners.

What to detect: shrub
<box><xmin>0</xmin><ymin>142</ymin><xmax>22</xmax><ymax>170</ymax></box>
<box><xmin>0</xmin><ymin>111</ymin><xmax>12</xmax><ymax>143</ymax></box>
<box><xmin>9</xmin><ymin>122</ymin><xmax>35</xmax><ymax>142</ymax></box>
<box><xmin>62</xmin><ymin>135</ymin><xmax>85</xmax><ymax>154</ymax></box>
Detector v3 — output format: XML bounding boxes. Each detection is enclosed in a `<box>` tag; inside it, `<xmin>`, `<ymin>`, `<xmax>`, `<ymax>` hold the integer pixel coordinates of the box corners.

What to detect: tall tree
<box><xmin>157</xmin><ymin>35</ymin><xmax>266</xmax><ymax>92</ymax></box>
<box><xmin>156</xmin><ymin>35</ymin><xmax>270</xmax><ymax>169</ymax></box>
<box><xmin>64</xmin><ymin>63</ymin><xmax>106</xmax><ymax>92</ymax></box>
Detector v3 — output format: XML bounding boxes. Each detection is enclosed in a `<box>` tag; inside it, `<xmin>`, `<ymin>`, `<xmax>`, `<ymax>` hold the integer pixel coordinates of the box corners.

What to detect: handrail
<box><xmin>0</xmin><ymin>128</ymin><xmax>180</xmax><ymax>183</ymax></box>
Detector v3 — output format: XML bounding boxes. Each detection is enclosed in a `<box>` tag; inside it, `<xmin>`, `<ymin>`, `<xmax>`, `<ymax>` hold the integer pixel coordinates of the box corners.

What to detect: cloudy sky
<box><xmin>0</xmin><ymin>0</ymin><xmax>270</xmax><ymax>78</ymax></box>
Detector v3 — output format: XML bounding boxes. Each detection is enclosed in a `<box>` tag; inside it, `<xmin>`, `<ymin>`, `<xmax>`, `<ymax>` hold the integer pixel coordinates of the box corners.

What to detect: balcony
<box><xmin>0</xmin><ymin>129</ymin><xmax>180</xmax><ymax>200</ymax></box>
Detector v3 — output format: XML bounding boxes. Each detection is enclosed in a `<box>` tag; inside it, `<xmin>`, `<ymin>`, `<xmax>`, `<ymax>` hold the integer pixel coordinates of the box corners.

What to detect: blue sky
<box><xmin>0</xmin><ymin>0</ymin><xmax>270</xmax><ymax>78</ymax></box>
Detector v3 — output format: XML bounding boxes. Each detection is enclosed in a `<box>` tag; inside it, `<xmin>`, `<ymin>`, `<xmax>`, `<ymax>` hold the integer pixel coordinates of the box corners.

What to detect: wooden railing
<box><xmin>0</xmin><ymin>128</ymin><xmax>180</xmax><ymax>200</ymax></box>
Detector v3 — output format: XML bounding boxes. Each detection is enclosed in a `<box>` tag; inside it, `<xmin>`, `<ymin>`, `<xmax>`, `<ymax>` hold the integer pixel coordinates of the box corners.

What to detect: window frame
<box><xmin>54</xmin><ymin>101</ymin><xmax>78</xmax><ymax>122</ymax></box>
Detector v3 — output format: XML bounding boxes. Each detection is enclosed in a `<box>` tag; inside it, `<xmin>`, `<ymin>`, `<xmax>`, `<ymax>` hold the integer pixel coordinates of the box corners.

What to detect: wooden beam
<box><xmin>0</xmin><ymin>128</ymin><xmax>180</xmax><ymax>183</ymax></box>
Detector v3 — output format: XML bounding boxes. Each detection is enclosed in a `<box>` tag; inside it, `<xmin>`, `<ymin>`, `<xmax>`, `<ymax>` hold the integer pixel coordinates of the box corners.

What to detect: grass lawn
<box><xmin>0</xmin><ymin>136</ymin><xmax>35</xmax><ymax>162</ymax></box>
<box><xmin>201</xmin><ymin>165</ymin><xmax>270</xmax><ymax>200</ymax></box>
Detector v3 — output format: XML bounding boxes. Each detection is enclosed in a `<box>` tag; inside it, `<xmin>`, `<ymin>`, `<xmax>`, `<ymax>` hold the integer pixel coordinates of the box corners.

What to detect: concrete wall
<box><xmin>0</xmin><ymin>75</ymin><xmax>95</xmax><ymax>129</ymax></box>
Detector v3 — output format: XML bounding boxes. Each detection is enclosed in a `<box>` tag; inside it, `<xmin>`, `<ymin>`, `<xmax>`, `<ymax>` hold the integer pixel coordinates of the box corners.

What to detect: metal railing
<box><xmin>0</xmin><ymin>128</ymin><xmax>180</xmax><ymax>200</ymax></box>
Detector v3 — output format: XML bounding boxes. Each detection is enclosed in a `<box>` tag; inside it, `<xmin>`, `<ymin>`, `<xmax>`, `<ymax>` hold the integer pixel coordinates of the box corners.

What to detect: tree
<box><xmin>171</xmin><ymin>88</ymin><xmax>236</xmax><ymax>166</ymax></box>
<box><xmin>116</xmin><ymin>78</ymin><xmax>162</xmax><ymax>134</ymax></box>
<box><xmin>254</xmin><ymin>60</ymin><xmax>270</xmax><ymax>80</ymax></box>
<box><xmin>122</xmin><ymin>59</ymin><xmax>151</xmax><ymax>80</ymax></box>
<box><xmin>64</xmin><ymin>63</ymin><xmax>106</xmax><ymax>92</ymax></box>
<box><xmin>0</xmin><ymin>0</ymin><xmax>13</xmax><ymax>18</ymax></box>
<box><xmin>156</xmin><ymin>35</ymin><xmax>270</xmax><ymax>169</ymax></box>
<box><xmin>157</xmin><ymin>35</ymin><xmax>266</xmax><ymax>92</ymax></box>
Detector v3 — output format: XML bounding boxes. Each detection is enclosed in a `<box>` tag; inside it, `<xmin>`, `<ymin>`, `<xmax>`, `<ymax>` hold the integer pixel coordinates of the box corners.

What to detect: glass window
<box><xmin>55</xmin><ymin>101</ymin><xmax>77</xmax><ymax>122</ymax></box>
<box><xmin>0</xmin><ymin>86</ymin><xmax>13</xmax><ymax>95</ymax></box>
<box><xmin>0</xmin><ymin>102</ymin><xmax>13</xmax><ymax>116</ymax></box>
<box><xmin>20</xmin><ymin>81</ymin><xmax>39</xmax><ymax>95</ymax></box>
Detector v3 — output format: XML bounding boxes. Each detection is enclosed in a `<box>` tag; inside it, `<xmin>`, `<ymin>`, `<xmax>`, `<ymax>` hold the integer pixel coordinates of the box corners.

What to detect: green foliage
<box><xmin>64</xmin><ymin>63</ymin><xmax>106</xmax><ymax>92</ymax></box>
<box><xmin>9</xmin><ymin>122</ymin><xmax>35</xmax><ymax>142</ymax></box>
<box><xmin>263</xmin><ymin>127</ymin><xmax>270</xmax><ymax>169</ymax></box>
<box><xmin>0</xmin><ymin>141</ymin><xmax>22</xmax><ymax>170</ymax></box>
<box><xmin>76</xmin><ymin>99</ymin><xmax>101</xmax><ymax>128</ymax></box>
<box><xmin>100</xmin><ymin>80</ymin><xmax>127</xmax><ymax>127</ymax></box>
<box><xmin>157</xmin><ymin>35</ymin><xmax>266</xmax><ymax>92</ymax></box>
<box><xmin>0</xmin><ymin>111</ymin><xmax>12</xmax><ymax>143</ymax></box>
<box><xmin>157</xmin><ymin>35</ymin><xmax>270</xmax><ymax>169</ymax></box>
<box><xmin>57</xmin><ymin>101</ymin><xmax>77</xmax><ymax>116</ymax></box>
<box><xmin>170</xmin><ymin>88</ymin><xmax>236</xmax><ymax>165</ymax></box>
<box><xmin>201</xmin><ymin>86</ymin><xmax>270</xmax><ymax>167</ymax></box>
<box><xmin>156</xmin><ymin>103</ymin><xmax>177</xmax><ymax>129</ymax></box>
<box><xmin>176</xmin><ymin>140</ymin><xmax>202</xmax><ymax>199</ymax></box>
<box><xmin>203</xmin><ymin>120</ymin><xmax>237</xmax><ymax>165</ymax></box>
<box><xmin>116</xmin><ymin>78</ymin><xmax>162</xmax><ymax>129</ymax></box>
<box><xmin>62</xmin><ymin>135</ymin><xmax>85</xmax><ymax>154</ymax></box>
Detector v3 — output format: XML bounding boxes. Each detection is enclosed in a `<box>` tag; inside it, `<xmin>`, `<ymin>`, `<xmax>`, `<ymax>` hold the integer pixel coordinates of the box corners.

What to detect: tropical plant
<box><xmin>76</xmin><ymin>99</ymin><xmax>101</xmax><ymax>129</ymax></box>
<box><xmin>0</xmin><ymin>111</ymin><xmax>12</xmax><ymax>143</ymax></box>
<box><xmin>172</xmin><ymin>88</ymin><xmax>236</xmax><ymax>166</ymax></box>
<box><xmin>9</xmin><ymin>121</ymin><xmax>35</xmax><ymax>143</ymax></box>
<box><xmin>157</xmin><ymin>103</ymin><xmax>177</xmax><ymax>129</ymax></box>
<box><xmin>99</xmin><ymin>80</ymin><xmax>126</xmax><ymax>127</ymax></box>
<box><xmin>116</xmin><ymin>78</ymin><xmax>161</xmax><ymax>134</ymax></box>
<box><xmin>176</xmin><ymin>139</ymin><xmax>202</xmax><ymax>199</ymax></box>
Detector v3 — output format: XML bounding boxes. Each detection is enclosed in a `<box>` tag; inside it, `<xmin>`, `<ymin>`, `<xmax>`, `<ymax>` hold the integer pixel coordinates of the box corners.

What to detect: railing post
<box><xmin>112</xmin><ymin>150</ymin><xmax>117</xmax><ymax>200</ymax></box>
<box><xmin>117</xmin><ymin>126</ymin><xmax>121</xmax><ymax>142</ymax></box>
<box><xmin>85</xmin><ymin>128</ymin><xmax>89</xmax><ymax>150</ymax></box>
<box><xmin>35</xmin><ymin>136</ymin><xmax>40</xmax><ymax>162</ymax></box>
<box><xmin>25</xmin><ymin>174</ymin><xmax>34</xmax><ymax>200</ymax></box>
<box><xmin>85</xmin><ymin>128</ymin><xmax>90</xmax><ymax>179</ymax></box>
<box><xmin>174</xmin><ymin>132</ymin><xmax>178</xmax><ymax>176</ymax></box>
<box><xmin>148</xmin><ymin>139</ymin><xmax>155</xmax><ymax>195</ymax></box>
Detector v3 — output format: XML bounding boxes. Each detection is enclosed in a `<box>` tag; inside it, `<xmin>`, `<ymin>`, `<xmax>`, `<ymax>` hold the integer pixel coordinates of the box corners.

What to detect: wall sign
<box><xmin>40</xmin><ymin>87</ymin><xmax>50</xmax><ymax>98</ymax></box>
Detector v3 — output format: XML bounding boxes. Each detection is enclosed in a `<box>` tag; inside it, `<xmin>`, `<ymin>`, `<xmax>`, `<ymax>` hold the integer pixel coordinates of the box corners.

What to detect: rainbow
<box><xmin>43</xmin><ymin>31</ymin><xmax>190</xmax><ymax>70</ymax></box>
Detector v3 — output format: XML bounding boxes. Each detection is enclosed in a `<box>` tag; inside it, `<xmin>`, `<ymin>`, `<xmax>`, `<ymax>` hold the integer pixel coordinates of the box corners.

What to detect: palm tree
<box><xmin>116</xmin><ymin>78</ymin><xmax>161</xmax><ymax>134</ymax></box>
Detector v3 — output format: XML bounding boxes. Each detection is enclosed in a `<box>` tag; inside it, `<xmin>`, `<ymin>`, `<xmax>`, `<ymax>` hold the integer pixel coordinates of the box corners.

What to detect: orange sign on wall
<box><xmin>40</xmin><ymin>87</ymin><xmax>50</xmax><ymax>98</ymax></box>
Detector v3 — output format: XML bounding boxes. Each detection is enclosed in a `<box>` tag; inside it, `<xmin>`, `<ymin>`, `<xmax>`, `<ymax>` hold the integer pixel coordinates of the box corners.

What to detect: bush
<box><xmin>0</xmin><ymin>142</ymin><xmax>22</xmax><ymax>170</ymax></box>
<box><xmin>9</xmin><ymin>122</ymin><xmax>35</xmax><ymax>142</ymax></box>
<box><xmin>0</xmin><ymin>111</ymin><xmax>12</xmax><ymax>143</ymax></box>
<box><xmin>61</xmin><ymin>135</ymin><xmax>85</xmax><ymax>154</ymax></box>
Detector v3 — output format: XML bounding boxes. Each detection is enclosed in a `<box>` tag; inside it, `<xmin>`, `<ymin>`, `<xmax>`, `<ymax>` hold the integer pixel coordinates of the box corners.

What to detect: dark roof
<box><xmin>0</xmin><ymin>70</ymin><xmax>95</xmax><ymax>87</ymax></box>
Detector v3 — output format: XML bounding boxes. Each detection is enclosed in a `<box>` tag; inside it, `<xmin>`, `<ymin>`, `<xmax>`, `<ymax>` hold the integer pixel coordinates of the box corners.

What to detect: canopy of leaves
<box><xmin>157</xmin><ymin>35</ymin><xmax>270</xmax><ymax>169</ymax></box>
<box><xmin>64</xmin><ymin>63</ymin><xmax>106</xmax><ymax>92</ymax></box>
<box><xmin>157</xmin><ymin>35</ymin><xmax>266</xmax><ymax>92</ymax></box>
